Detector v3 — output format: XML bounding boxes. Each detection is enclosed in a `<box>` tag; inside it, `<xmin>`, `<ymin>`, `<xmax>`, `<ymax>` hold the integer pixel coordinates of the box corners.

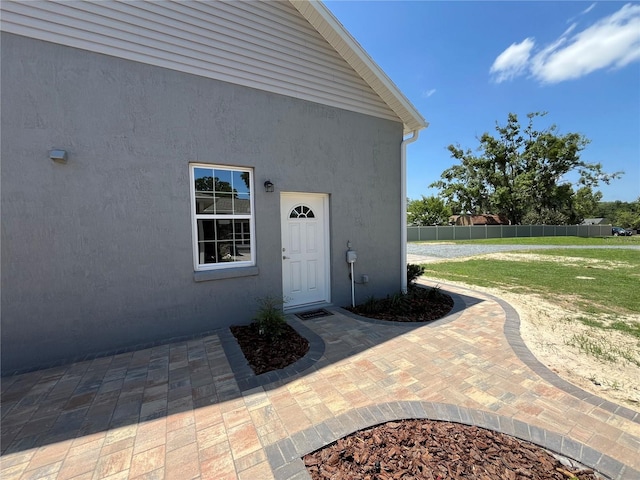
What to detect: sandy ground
<box><xmin>416</xmin><ymin>253</ymin><xmax>640</xmax><ymax>411</ymax></box>
<box><xmin>495</xmin><ymin>288</ymin><xmax>638</xmax><ymax>409</ymax></box>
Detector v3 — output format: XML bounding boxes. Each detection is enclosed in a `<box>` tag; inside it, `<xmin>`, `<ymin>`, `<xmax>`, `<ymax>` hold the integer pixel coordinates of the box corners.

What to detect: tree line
<box><xmin>408</xmin><ymin>112</ymin><xmax>638</xmax><ymax>229</ymax></box>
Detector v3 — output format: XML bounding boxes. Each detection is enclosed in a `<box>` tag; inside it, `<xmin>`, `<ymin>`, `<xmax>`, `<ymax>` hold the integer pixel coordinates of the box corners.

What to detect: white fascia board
<box><xmin>291</xmin><ymin>0</ymin><xmax>428</xmax><ymax>135</ymax></box>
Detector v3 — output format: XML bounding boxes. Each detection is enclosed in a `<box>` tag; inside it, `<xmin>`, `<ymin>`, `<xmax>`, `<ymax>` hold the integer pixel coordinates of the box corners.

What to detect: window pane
<box><xmin>234</xmin><ymin>219</ymin><xmax>251</xmax><ymax>245</ymax></box>
<box><xmin>197</xmin><ymin>220</ymin><xmax>216</xmax><ymax>241</ymax></box>
<box><xmin>215</xmin><ymin>219</ymin><xmax>233</xmax><ymax>241</ymax></box>
<box><xmin>217</xmin><ymin>242</ymin><xmax>235</xmax><ymax>262</ymax></box>
<box><xmin>195</xmin><ymin>194</ymin><xmax>215</xmax><ymax>214</ymax></box>
<box><xmin>214</xmin><ymin>169</ymin><xmax>232</xmax><ymax>193</ymax></box>
<box><xmin>194</xmin><ymin>168</ymin><xmax>214</xmax><ymax>193</ymax></box>
<box><xmin>198</xmin><ymin>242</ymin><xmax>217</xmax><ymax>264</ymax></box>
<box><xmin>234</xmin><ymin>241</ymin><xmax>252</xmax><ymax>260</ymax></box>
<box><xmin>215</xmin><ymin>192</ymin><xmax>233</xmax><ymax>214</ymax></box>
<box><xmin>232</xmin><ymin>170</ymin><xmax>250</xmax><ymax>195</ymax></box>
<box><xmin>234</xmin><ymin>194</ymin><xmax>251</xmax><ymax>214</ymax></box>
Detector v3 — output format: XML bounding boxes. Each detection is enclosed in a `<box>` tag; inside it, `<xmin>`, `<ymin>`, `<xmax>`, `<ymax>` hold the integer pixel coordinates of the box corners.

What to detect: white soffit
<box><xmin>291</xmin><ymin>0</ymin><xmax>428</xmax><ymax>135</ymax></box>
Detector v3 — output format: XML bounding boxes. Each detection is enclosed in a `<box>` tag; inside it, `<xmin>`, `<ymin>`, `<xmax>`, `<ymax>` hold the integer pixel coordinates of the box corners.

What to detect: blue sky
<box><xmin>324</xmin><ymin>1</ymin><xmax>640</xmax><ymax>203</ymax></box>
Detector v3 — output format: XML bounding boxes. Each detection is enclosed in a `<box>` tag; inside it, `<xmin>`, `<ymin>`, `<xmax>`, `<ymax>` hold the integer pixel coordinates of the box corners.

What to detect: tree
<box><xmin>430</xmin><ymin>112</ymin><xmax>622</xmax><ymax>224</ymax></box>
<box><xmin>594</xmin><ymin>198</ymin><xmax>639</xmax><ymax>228</ymax></box>
<box><xmin>614</xmin><ymin>210</ymin><xmax>640</xmax><ymax>229</ymax></box>
<box><xmin>572</xmin><ymin>186</ymin><xmax>602</xmax><ymax>222</ymax></box>
<box><xmin>195</xmin><ymin>176</ymin><xmax>235</xmax><ymax>195</ymax></box>
<box><xmin>407</xmin><ymin>196</ymin><xmax>451</xmax><ymax>226</ymax></box>
<box><xmin>521</xmin><ymin>208</ymin><xmax>569</xmax><ymax>226</ymax></box>
<box><xmin>611</xmin><ymin>197</ymin><xmax>640</xmax><ymax>229</ymax></box>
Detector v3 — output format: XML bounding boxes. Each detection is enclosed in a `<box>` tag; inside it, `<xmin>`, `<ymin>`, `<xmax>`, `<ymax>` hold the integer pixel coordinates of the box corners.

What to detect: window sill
<box><xmin>193</xmin><ymin>266</ymin><xmax>259</xmax><ymax>282</ymax></box>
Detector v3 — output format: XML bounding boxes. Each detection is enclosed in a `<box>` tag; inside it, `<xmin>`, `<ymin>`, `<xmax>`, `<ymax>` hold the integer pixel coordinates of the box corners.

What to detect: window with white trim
<box><xmin>190</xmin><ymin>164</ymin><xmax>255</xmax><ymax>270</ymax></box>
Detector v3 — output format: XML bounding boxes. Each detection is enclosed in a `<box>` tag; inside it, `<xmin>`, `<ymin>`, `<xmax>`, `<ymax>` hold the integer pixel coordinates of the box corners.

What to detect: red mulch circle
<box><xmin>303</xmin><ymin>419</ymin><xmax>599</xmax><ymax>480</ymax></box>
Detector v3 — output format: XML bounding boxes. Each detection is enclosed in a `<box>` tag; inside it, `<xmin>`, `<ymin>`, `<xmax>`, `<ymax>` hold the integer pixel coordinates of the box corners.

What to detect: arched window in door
<box><xmin>289</xmin><ymin>205</ymin><xmax>315</xmax><ymax>219</ymax></box>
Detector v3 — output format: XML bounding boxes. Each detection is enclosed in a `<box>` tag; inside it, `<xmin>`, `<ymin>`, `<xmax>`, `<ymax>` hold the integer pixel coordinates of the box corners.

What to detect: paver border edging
<box><xmin>471</xmin><ymin>287</ymin><xmax>639</xmax><ymax>424</ymax></box>
<box><xmin>219</xmin><ymin>316</ymin><xmax>326</xmax><ymax>392</ymax></box>
<box><xmin>265</xmin><ymin>401</ymin><xmax>636</xmax><ymax>480</ymax></box>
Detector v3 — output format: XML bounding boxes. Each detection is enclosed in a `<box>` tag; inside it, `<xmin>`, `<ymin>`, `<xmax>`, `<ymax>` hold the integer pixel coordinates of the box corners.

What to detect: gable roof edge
<box><xmin>290</xmin><ymin>0</ymin><xmax>428</xmax><ymax>135</ymax></box>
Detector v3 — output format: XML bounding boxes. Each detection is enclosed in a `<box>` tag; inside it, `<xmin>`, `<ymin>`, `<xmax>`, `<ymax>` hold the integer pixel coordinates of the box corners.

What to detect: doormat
<box><xmin>295</xmin><ymin>309</ymin><xmax>333</xmax><ymax>320</ymax></box>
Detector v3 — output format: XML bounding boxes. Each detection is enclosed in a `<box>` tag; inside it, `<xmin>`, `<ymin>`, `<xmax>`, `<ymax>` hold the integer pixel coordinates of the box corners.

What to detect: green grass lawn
<box><xmin>422</xmin><ymin>248</ymin><xmax>640</xmax><ymax>315</ymax></box>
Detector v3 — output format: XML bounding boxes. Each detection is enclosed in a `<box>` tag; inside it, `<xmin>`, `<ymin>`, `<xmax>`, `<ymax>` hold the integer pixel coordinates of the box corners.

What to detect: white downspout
<box><xmin>401</xmin><ymin>130</ymin><xmax>420</xmax><ymax>293</ymax></box>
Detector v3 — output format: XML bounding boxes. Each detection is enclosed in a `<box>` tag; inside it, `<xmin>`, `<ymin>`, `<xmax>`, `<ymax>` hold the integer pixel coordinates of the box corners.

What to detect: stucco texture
<box><xmin>1</xmin><ymin>33</ymin><xmax>404</xmax><ymax>373</ymax></box>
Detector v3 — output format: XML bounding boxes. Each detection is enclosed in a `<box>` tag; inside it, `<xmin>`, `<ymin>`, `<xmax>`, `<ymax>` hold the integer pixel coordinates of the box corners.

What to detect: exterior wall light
<box><xmin>49</xmin><ymin>149</ymin><xmax>68</xmax><ymax>163</ymax></box>
<box><xmin>264</xmin><ymin>180</ymin><xmax>274</xmax><ymax>192</ymax></box>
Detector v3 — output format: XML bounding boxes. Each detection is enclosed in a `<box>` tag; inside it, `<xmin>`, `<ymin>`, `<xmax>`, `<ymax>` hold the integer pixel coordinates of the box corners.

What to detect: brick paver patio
<box><xmin>1</xmin><ymin>281</ymin><xmax>638</xmax><ymax>479</ymax></box>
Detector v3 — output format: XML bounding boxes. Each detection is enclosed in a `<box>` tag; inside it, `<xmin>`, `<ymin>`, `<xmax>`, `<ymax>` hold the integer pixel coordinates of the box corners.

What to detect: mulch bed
<box><xmin>231</xmin><ymin>287</ymin><xmax>454</xmax><ymax>374</ymax></box>
<box><xmin>346</xmin><ymin>287</ymin><xmax>454</xmax><ymax>323</ymax></box>
<box><xmin>230</xmin><ymin>323</ymin><xmax>309</xmax><ymax>375</ymax></box>
<box><xmin>303</xmin><ymin>419</ymin><xmax>599</xmax><ymax>480</ymax></box>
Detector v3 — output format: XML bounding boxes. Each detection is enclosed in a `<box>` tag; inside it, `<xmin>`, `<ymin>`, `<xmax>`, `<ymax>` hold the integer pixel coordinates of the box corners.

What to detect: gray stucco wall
<box><xmin>1</xmin><ymin>33</ymin><xmax>404</xmax><ymax>374</ymax></box>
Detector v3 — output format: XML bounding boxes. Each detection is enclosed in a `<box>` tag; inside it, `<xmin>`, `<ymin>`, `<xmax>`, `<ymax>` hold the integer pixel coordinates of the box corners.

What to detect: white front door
<box><xmin>280</xmin><ymin>193</ymin><xmax>330</xmax><ymax>309</ymax></box>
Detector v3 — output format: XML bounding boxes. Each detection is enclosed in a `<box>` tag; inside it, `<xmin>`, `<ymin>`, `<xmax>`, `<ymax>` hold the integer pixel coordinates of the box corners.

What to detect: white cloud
<box><xmin>489</xmin><ymin>38</ymin><xmax>535</xmax><ymax>83</ymax></box>
<box><xmin>421</xmin><ymin>88</ymin><xmax>437</xmax><ymax>98</ymax></box>
<box><xmin>567</xmin><ymin>3</ymin><xmax>595</xmax><ymax>25</ymax></box>
<box><xmin>561</xmin><ymin>23</ymin><xmax>577</xmax><ymax>37</ymax></box>
<box><xmin>490</xmin><ymin>3</ymin><xmax>640</xmax><ymax>84</ymax></box>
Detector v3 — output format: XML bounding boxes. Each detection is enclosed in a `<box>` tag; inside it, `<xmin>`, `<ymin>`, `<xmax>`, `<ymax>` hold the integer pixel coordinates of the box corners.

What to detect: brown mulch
<box><xmin>230</xmin><ymin>323</ymin><xmax>309</xmax><ymax>375</ymax></box>
<box><xmin>303</xmin><ymin>419</ymin><xmax>599</xmax><ymax>480</ymax></box>
<box><xmin>231</xmin><ymin>287</ymin><xmax>454</xmax><ymax>374</ymax></box>
<box><xmin>346</xmin><ymin>287</ymin><xmax>454</xmax><ymax>323</ymax></box>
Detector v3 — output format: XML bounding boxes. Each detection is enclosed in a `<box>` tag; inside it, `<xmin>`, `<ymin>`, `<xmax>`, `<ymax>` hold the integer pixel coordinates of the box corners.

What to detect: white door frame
<box><xmin>280</xmin><ymin>192</ymin><xmax>330</xmax><ymax>310</ymax></box>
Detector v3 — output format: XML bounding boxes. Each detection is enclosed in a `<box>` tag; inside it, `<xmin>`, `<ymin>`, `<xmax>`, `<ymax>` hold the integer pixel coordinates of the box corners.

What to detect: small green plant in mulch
<box><xmin>347</xmin><ymin>264</ymin><xmax>452</xmax><ymax>322</ymax></box>
<box><xmin>407</xmin><ymin>263</ymin><xmax>426</xmax><ymax>286</ymax></box>
<box><xmin>388</xmin><ymin>291</ymin><xmax>412</xmax><ymax>315</ymax></box>
<box><xmin>348</xmin><ymin>288</ymin><xmax>453</xmax><ymax>323</ymax></box>
<box><xmin>360</xmin><ymin>295</ymin><xmax>385</xmax><ymax>315</ymax></box>
<box><xmin>231</xmin><ymin>296</ymin><xmax>309</xmax><ymax>375</ymax></box>
<box><xmin>253</xmin><ymin>296</ymin><xmax>287</xmax><ymax>339</ymax></box>
<box><xmin>425</xmin><ymin>283</ymin><xmax>444</xmax><ymax>299</ymax></box>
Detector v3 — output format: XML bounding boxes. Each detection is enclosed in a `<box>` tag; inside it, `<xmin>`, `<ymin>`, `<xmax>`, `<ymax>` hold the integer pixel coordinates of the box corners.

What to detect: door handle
<box><xmin>283</xmin><ymin>256</ymin><xmax>290</xmax><ymax>260</ymax></box>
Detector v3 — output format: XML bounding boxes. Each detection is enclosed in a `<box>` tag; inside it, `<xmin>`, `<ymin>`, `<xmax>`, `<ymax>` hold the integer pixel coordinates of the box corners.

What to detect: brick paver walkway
<box><xmin>1</xmin><ymin>281</ymin><xmax>638</xmax><ymax>479</ymax></box>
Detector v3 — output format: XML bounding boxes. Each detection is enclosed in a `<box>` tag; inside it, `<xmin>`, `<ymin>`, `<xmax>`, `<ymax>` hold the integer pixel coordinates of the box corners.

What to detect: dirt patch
<box><xmin>431</xmin><ymin>252</ymin><xmax>630</xmax><ymax>270</ymax></box>
<box><xmin>509</xmin><ymin>292</ymin><xmax>640</xmax><ymax>408</ymax></box>
<box><xmin>480</xmin><ymin>252</ymin><xmax>629</xmax><ymax>270</ymax></box>
<box><xmin>304</xmin><ymin>419</ymin><xmax>599</xmax><ymax>479</ymax></box>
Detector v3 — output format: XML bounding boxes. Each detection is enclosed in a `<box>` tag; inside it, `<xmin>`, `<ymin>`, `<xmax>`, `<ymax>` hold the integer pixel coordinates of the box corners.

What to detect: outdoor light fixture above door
<box><xmin>264</xmin><ymin>180</ymin><xmax>274</xmax><ymax>192</ymax></box>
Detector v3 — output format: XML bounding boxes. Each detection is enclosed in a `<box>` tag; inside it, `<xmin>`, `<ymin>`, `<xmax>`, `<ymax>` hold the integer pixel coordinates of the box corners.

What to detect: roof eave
<box><xmin>290</xmin><ymin>0</ymin><xmax>428</xmax><ymax>135</ymax></box>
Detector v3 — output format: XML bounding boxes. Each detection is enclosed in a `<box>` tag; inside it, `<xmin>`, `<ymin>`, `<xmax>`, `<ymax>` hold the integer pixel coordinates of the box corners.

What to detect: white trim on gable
<box><xmin>291</xmin><ymin>0</ymin><xmax>427</xmax><ymax>134</ymax></box>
